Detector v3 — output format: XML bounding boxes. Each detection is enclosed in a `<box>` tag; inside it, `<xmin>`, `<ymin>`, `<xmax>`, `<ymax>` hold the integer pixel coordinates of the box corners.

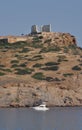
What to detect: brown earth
<box><xmin>0</xmin><ymin>32</ymin><xmax>82</xmax><ymax>107</ymax></box>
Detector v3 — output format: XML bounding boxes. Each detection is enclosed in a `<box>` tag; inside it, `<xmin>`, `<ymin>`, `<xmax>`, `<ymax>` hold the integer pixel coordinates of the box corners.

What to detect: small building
<box><xmin>41</xmin><ymin>24</ymin><xmax>51</xmax><ymax>32</ymax></box>
<box><xmin>31</xmin><ymin>25</ymin><xmax>38</xmax><ymax>34</ymax></box>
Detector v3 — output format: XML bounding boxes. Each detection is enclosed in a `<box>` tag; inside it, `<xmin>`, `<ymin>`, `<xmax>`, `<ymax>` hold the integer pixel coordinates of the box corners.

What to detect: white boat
<box><xmin>33</xmin><ymin>102</ymin><xmax>49</xmax><ymax>111</ymax></box>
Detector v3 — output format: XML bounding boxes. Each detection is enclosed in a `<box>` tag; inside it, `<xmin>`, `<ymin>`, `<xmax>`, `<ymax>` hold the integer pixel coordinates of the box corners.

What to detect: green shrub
<box><xmin>45</xmin><ymin>62</ymin><xmax>60</xmax><ymax>66</ymax></box>
<box><xmin>79</xmin><ymin>64</ymin><xmax>82</xmax><ymax>66</ymax></box>
<box><xmin>15</xmin><ymin>54</ymin><xmax>19</xmax><ymax>57</ymax></box>
<box><xmin>32</xmin><ymin>72</ymin><xmax>45</xmax><ymax>80</ymax></box>
<box><xmin>63</xmin><ymin>73</ymin><xmax>74</xmax><ymax>77</ymax></box>
<box><xmin>63</xmin><ymin>59</ymin><xmax>68</xmax><ymax>62</ymax></box>
<box><xmin>63</xmin><ymin>47</ymin><xmax>69</xmax><ymax>53</ymax></box>
<box><xmin>19</xmin><ymin>48</ymin><xmax>30</xmax><ymax>53</ymax></box>
<box><xmin>15</xmin><ymin>68</ymin><xmax>34</xmax><ymax>75</ymax></box>
<box><xmin>29</xmin><ymin>42</ymin><xmax>43</xmax><ymax>48</ymax></box>
<box><xmin>11</xmin><ymin>64</ymin><xmax>19</xmax><ymax>68</ymax></box>
<box><xmin>0</xmin><ymin>72</ymin><xmax>5</xmax><ymax>76</ymax></box>
<box><xmin>68</xmin><ymin>45</ymin><xmax>79</xmax><ymax>55</ymax></box>
<box><xmin>68</xmin><ymin>44</ymin><xmax>77</xmax><ymax>50</ymax></box>
<box><xmin>29</xmin><ymin>55</ymin><xmax>43</xmax><ymax>61</ymax></box>
<box><xmin>73</xmin><ymin>50</ymin><xmax>79</xmax><ymax>55</ymax></box>
<box><xmin>0</xmin><ymin>64</ymin><xmax>5</xmax><ymax>67</ymax></box>
<box><xmin>3</xmin><ymin>69</ymin><xmax>12</xmax><ymax>72</ymax></box>
<box><xmin>46</xmin><ymin>77</ymin><xmax>61</xmax><ymax>82</ymax></box>
<box><xmin>33</xmin><ymin>63</ymin><xmax>43</xmax><ymax>68</ymax></box>
<box><xmin>41</xmin><ymin>66</ymin><xmax>59</xmax><ymax>71</ymax></box>
<box><xmin>24</xmin><ymin>55</ymin><xmax>28</xmax><ymax>57</ymax></box>
<box><xmin>33</xmin><ymin>55</ymin><xmax>42</xmax><ymax>58</ymax></box>
<box><xmin>54</xmin><ymin>77</ymin><xmax>61</xmax><ymax>81</ymax></box>
<box><xmin>40</xmin><ymin>46</ymin><xmax>61</xmax><ymax>53</ymax></box>
<box><xmin>0</xmin><ymin>42</ymin><xmax>10</xmax><ymax>49</ymax></box>
<box><xmin>44</xmin><ymin>39</ymin><xmax>52</xmax><ymax>43</ymax></box>
<box><xmin>72</xmin><ymin>65</ymin><xmax>81</xmax><ymax>71</ymax></box>
<box><xmin>19</xmin><ymin>63</ymin><xmax>27</xmax><ymax>67</ymax></box>
<box><xmin>11</xmin><ymin>60</ymin><xmax>19</xmax><ymax>64</ymax></box>
<box><xmin>10</xmin><ymin>41</ymin><xmax>28</xmax><ymax>49</ymax></box>
<box><xmin>32</xmin><ymin>37</ymin><xmax>42</xmax><ymax>43</ymax></box>
<box><xmin>39</xmin><ymin>36</ymin><xmax>43</xmax><ymax>39</ymax></box>
<box><xmin>45</xmin><ymin>77</ymin><xmax>53</xmax><ymax>82</ymax></box>
<box><xmin>33</xmin><ymin>37</ymin><xmax>39</xmax><ymax>41</ymax></box>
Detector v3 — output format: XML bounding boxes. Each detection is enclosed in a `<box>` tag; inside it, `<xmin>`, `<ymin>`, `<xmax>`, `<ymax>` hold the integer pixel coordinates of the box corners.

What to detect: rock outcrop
<box><xmin>0</xmin><ymin>32</ymin><xmax>76</xmax><ymax>46</ymax></box>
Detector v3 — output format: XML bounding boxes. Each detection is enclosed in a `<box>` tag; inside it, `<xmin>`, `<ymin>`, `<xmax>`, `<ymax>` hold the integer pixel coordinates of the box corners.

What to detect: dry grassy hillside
<box><xmin>0</xmin><ymin>32</ymin><xmax>82</xmax><ymax>107</ymax></box>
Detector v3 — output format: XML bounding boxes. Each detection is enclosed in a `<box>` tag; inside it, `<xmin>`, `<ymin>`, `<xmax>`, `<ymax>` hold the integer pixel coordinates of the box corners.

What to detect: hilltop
<box><xmin>0</xmin><ymin>32</ymin><xmax>76</xmax><ymax>45</ymax></box>
<box><xmin>0</xmin><ymin>32</ymin><xmax>82</xmax><ymax>107</ymax></box>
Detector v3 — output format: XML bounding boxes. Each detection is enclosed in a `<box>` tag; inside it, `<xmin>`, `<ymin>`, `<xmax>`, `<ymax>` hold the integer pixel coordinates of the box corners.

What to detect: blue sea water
<box><xmin>0</xmin><ymin>107</ymin><xmax>82</xmax><ymax>130</ymax></box>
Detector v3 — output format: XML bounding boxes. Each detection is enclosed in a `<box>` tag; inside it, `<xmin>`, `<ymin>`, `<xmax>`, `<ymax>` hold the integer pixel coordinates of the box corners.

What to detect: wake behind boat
<box><xmin>33</xmin><ymin>102</ymin><xmax>49</xmax><ymax>111</ymax></box>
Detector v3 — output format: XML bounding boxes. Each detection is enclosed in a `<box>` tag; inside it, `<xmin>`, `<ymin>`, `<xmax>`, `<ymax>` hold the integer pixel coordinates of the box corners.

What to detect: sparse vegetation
<box><xmin>19</xmin><ymin>48</ymin><xmax>30</xmax><ymax>53</ymax></box>
<box><xmin>29</xmin><ymin>55</ymin><xmax>43</xmax><ymax>61</ymax></box>
<box><xmin>57</xmin><ymin>55</ymin><xmax>67</xmax><ymax>62</ymax></box>
<box><xmin>68</xmin><ymin>44</ymin><xmax>77</xmax><ymax>50</ymax></box>
<box><xmin>19</xmin><ymin>63</ymin><xmax>27</xmax><ymax>67</ymax></box>
<box><xmin>32</xmin><ymin>36</ymin><xmax>42</xmax><ymax>43</ymax></box>
<box><xmin>11</xmin><ymin>60</ymin><xmax>19</xmax><ymax>64</ymax></box>
<box><xmin>15</xmin><ymin>54</ymin><xmax>19</xmax><ymax>57</ymax></box>
<box><xmin>0</xmin><ymin>34</ymin><xmax>81</xmax><ymax>80</ymax></box>
<box><xmin>44</xmin><ymin>39</ymin><xmax>52</xmax><ymax>43</ymax></box>
<box><xmin>3</xmin><ymin>68</ymin><xmax>12</xmax><ymax>72</ymax></box>
<box><xmin>41</xmin><ymin>66</ymin><xmax>59</xmax><ymax>71</ymax></box>
<box><xmin>15</xmin><ymin>68</ymin><xmax>34</xmax><ymax>75</ymax></box>
<box><xmin>11</xmin><ymin>64</ymin><xmax>19</xmax><ymax>68</ymax></box>
<box><xmin>40</xmin><ymin>46</ymin><xmax>61</xmax><ymax>53</ymax></box>
<box><xmin>68</xmin><ymin>45</ymin><xmax>79</xmax><ymax>55</ymax></box>
<box><xmin>45</xmin><ymin>77</ymin><xmax>53</xmax><ymax>82</ymax></box>
<box><xmin>26</xmin><ymin>41</ymin><xmax>43</xmax><ymax>48</ymax></box>
<box><xmin>54</xmin><ymin>77</ymin><xmax>61</xmax><ymax>81</ymax></box>
<box><xmin>45</xmin><ymin>62</ymin><xmax>60</xmax><ymax>66</ymax></box>
<box><xmin>0</xmin><ymin>32</ymin><xmax>82</xmax><ymax>107</ymax></box>
<box><xmin>38</xmin><ymin>36</ymin><xmax>43</xmax><ymax>39</ymax></box>
<box><xmin>63</xmin><ymin>46</ymin><xmax>69</xmax><ymax>53</ymax></box>
<box><xmin>0</xmin><ymin>72</ymin><xmax>5</xmax><ymax>76</ymax></box>
<box><xmin>0</xmin><ymin>64</ymin><xmax>5</xmax><ymax>67</ymax></box>
<box><xmin>63</xmin><ymin>73</ymin><xmax>74</xmax><ymax>77</ymax></box>
<box><xmin>32</xmin><ymin>72</ymin><xmax>45</xmax><ymax>80</ymax></box>
<box><xmin>79</xmin><ymin>64</ymin><xmax>82</xmax><ymax>66</ymax></box>
<box><xmin>33</xmin><ymin>63</ymin><xmax>43</xmax><ymax>68</ymax></box>
<box><xmin>0</xmin><ymin>67</ymin><xmax>12</xmax><ymax>72</ymax></box>
<box><xmin>72</xmin><ymin>65</ymin><xmax>81</xmax><ymax>71</ymax></box>
<box><xmin>10</xmin><ymin>41</ymin><xmax>28</xmax><ymax>49</ymax></box>
<box><xmin>45</xmin><ymin>77</ymin><xmax>61</xmax><ymax>82</ymax></box>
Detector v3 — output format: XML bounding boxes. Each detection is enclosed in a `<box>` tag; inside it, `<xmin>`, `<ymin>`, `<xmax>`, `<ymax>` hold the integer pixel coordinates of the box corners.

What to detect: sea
<box><xmin>0</xmin><ymin>107</ymin><xmax>82</xmax><ymax>130</ymax></box>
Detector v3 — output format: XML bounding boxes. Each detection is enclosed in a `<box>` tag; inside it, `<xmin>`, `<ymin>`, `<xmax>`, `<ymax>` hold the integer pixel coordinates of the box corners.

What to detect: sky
<box><xmin>0</xmin><ymin>0</ymin><xmax>82</xmax><ymax>46</ymax></box>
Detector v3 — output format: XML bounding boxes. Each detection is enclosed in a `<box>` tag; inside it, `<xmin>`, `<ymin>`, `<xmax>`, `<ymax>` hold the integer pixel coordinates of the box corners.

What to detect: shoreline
<box><xmin>0</xmin><ymin>105</ymin><xmax>82</xmax><ymax>108</ymax></box>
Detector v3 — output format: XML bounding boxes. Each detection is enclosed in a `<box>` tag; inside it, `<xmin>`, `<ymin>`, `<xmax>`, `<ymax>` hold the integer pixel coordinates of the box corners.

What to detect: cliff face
<box><xmin>0</xmin><ymin>32</ymin><xmax>82</xmax><ymax>107</ymax></box>
<box><xmin>0</xmin><ymin>75</ymin><xmax>82</xmax><ymax>107</ymax></box>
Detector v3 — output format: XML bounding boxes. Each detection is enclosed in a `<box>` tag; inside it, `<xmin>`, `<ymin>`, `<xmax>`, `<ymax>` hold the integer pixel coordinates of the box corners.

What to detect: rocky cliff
<box><xmin>0</xmin><ymin>32</ymin><xmax>82</xmax><ymax>107</ymax></box>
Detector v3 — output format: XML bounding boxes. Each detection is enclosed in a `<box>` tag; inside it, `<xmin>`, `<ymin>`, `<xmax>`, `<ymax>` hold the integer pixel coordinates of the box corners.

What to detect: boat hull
<box><xmin>33</xmin><ymin>106</ymin><xmax>49</xmax><ymax>111</ymax></box>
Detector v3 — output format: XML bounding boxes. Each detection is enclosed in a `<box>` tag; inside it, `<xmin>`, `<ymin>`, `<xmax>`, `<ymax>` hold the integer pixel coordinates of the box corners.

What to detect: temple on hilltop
<box><xmin>31</xmin><ymin>24</ymin><xmax>51</xmax><ymax>34</ymax></box>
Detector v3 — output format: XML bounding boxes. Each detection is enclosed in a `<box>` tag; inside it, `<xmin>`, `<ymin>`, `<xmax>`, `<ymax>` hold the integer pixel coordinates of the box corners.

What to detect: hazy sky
<box><xmin>0</xmin><ymin>0</ymin><xmax>82</xmax><ymax>46</ymax></box>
